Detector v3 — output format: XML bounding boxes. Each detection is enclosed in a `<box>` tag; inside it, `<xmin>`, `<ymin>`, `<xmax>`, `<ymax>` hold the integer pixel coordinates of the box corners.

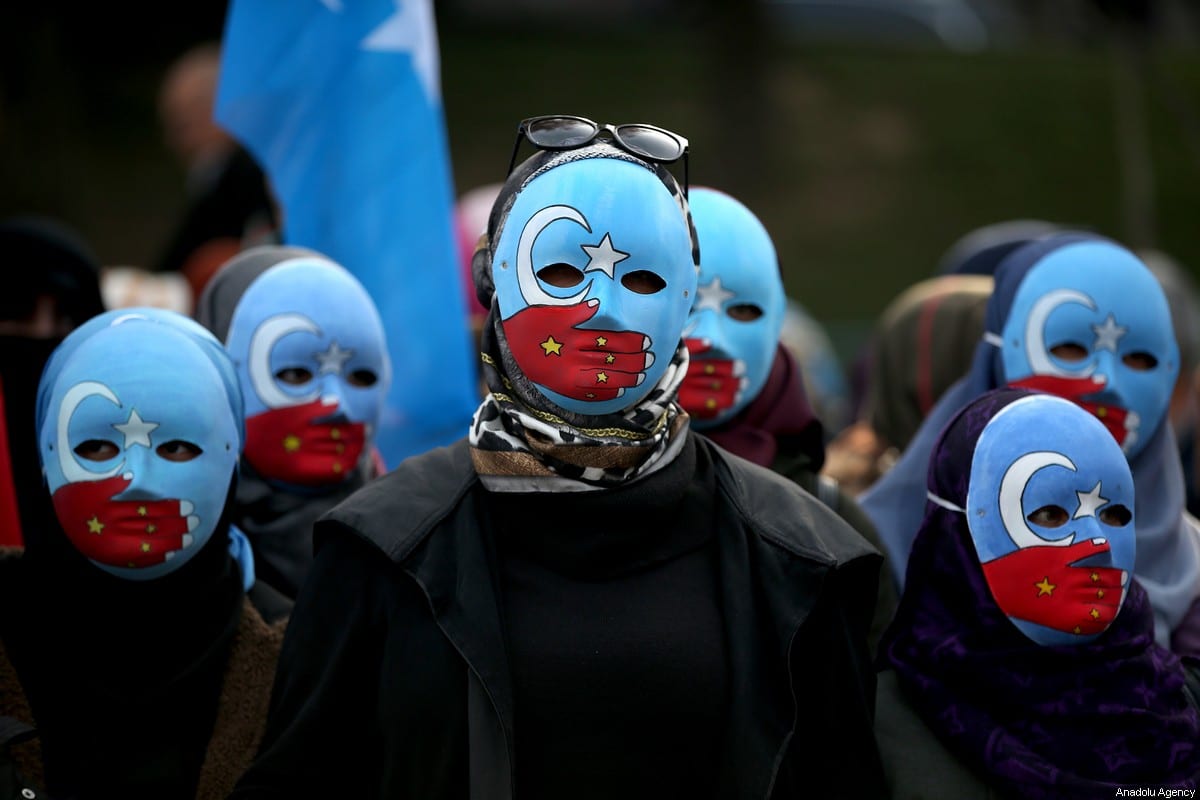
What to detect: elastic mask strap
<box><xmin>926</xmin><ymin>491</ymin><xmax>966</xmax><ymax>513</ymax></box>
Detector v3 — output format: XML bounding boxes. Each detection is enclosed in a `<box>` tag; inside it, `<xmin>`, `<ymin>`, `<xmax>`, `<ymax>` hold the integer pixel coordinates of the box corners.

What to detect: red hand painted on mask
<box><xmin>52</xmin><ymin>474</ymin><xmax>194</xmax><ymax>568</ymax></box>
<box><xmin>245</xmin><ymin>399</ymin><xmax>366</xmax><ymax>486</ymax></box>
<box><xmin>679</xmin><ymin>338</ymin><xmax>743</xmax><ymax>420</ymax></box>
<box><xmin>502</xmin><ymin>300</ymin><xmax>652</xmax><ymax>402</ymax></box>
<box><xmin>1007</xmin><ymin>375</ymin><xmax>1131</xmax><ymax>445</ymax></box>
<box><xmin>981</xmin><ymin>538</ymin><xmax>1125</xmax><ymax>636</ymax></box>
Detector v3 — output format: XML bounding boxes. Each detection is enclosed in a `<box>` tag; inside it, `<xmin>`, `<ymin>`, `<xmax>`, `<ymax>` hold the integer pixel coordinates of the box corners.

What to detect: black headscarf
<box><xmin>0</xmin><ymin>216</ymin><xmax>106</xmax><ymax>544</ymax></box>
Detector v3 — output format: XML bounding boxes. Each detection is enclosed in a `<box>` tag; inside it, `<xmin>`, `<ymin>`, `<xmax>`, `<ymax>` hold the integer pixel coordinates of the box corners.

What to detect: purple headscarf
<box><xmin>879</xmin><ymin>387</ymin><xmax>1200</xmax><ymax>797</ymax></box>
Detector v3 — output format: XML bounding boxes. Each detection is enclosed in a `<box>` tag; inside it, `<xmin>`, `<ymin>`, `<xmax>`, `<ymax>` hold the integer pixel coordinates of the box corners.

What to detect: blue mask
<box><xmin>224</xmin><ymin>256</ymin><xmax>391</xmax><ymax>485</ymax></box>
<box><xmin>999</xmin><ymin>241</ymin><xmax>1179</xmax><ymax>459</ymax></box>
<box><xmin>679</xmin><ymin>187</ymin><xmax>786</xmax><ymax>427</ymax></box>
<box><xmin>38</xmin><ymin>312</ymin><xmax>242</xmax><ymax>580</ymax></box>
<box><xmin>963</xmin><ymin>393</ymin><xmax>1135</xmax><ymax>646</ymax></box>
<box><xmin>490</xmin><ymin>150</ymin><xmax>697</xmax><ymax>415</ymax></box>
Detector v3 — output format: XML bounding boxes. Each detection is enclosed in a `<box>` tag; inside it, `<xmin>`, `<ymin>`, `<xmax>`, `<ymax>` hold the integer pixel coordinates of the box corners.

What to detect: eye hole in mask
<box><xmin>621</xmin><ymin>270</ymin><xmax>666</xmax><ymax>295</ymax></box>
<box><xmin>348</xmin><ymin>369</ymin><xmax>378</xmax><ymax>387</ymax></box>
<box><xmin>536</xmin><ymin>263</ymin><xmax>585</xmax><ymax>288</ymax></box>
<box><xmin>276</xmin><ymin>367</ymin><xmax>314</xmax><ymax>385</ymax></box>
<box><xmin>75</xmin><ymin>439</ymin><xmax>120</xmax><ymax>462</ymax></box>
<box><xmin>1049</xmin><ymin>342</ymin><xmax>1088</xmax><ymax>362</ymax></box>
<box><xmin>726</xmin><ymin>303</ymin><xmax>763</xmax><ymax>322</ymax></box>
<box><xmin>157</xmin><ymin>440</ymin><xmax>203</xmax><ymax>462</ymax></box>
<box><xmin>1027</xmin><ymin>505</ymin><xmax>1070</xmax><ymax>527</ymax></box>
<box><xmin>1123</xmin><ymin>352</ymin><xmax>1158</xmax><ymax>371</ymax></box>
<box><xmin>1099</xmin><ymin>504</ymin><xmax>1132</xmax><ymax>526</ymax></box>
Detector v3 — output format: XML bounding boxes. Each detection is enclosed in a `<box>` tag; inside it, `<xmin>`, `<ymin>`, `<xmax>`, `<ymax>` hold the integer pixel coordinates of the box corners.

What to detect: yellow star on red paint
<box><xmin>87</xmin><ymin>517</ymin><xmax>104</xmax><ymax>535</ymax></box>
<box><xmin>284</xmin><ymin>435</ymin><xmax>302</xmax><ymax>452</ymax></box>
<box><xmin>140</xmin><ymin>542</ymin><xmax>151</xmax><ymax>553</ymax></box>
<box><xmin>1089</xmin><ymin>608</ymin><xmax>1100</xmax><ymax>619</ymax></box>
<box><xmin>1035</xmin><ymin>577</ymin><xmax>1055</xmax><ymax>596</ymax></box>
<box><xmin>540</xmin><ymin>336</ymin><xmax>564</xmax><ymax>356</ymax></box>
<box><xmin>137</xmin><ymin>506</ymin><xmax>147</xmax><ymax>517</ymax></box>
<box><xmin>596</xmin><ymin>372</ymin><xmax>609</xmax><ymax>384</ymax></box>
<box><xmin>605</xmin><ymin>354</ymin><xmax>615</xmax><ymax>364</ymax></box>
<box><xmin>595</xmin><ymin>336</ymin><xmax>608</xmax><ymax>347</ymax></box>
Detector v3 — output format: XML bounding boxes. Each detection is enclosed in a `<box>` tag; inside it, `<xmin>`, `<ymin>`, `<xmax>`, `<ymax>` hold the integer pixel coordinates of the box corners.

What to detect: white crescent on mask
<box><xmin>516</xmin><ymin>205</ymin><xmax>593</xmax><ymax>307</ymax></box>
<box><xmin>998</xmin><ymin>451</ymin><xmax>1078</xmax><ymax>549</ymax></box>
<box><xmin>1024</xmin><ymin>288</ymin><xmax>1097</xmax><ymax>377</ymax></box>
<box><xmin>249</xmin><ymin>313</ymin><xmax>322</xmax><ymax>408</ymax></box>
<box><xmin>56</xmin><ymin>381</ymin><xmax>124</xmax><ymax>482</ymax></box>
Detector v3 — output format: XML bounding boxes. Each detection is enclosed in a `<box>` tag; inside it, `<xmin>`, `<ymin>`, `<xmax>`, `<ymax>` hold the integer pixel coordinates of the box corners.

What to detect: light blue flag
<box><xmin>215</xmin><ymin>0</ymin><xmax>479</xmax><ymax>468</ymax></box>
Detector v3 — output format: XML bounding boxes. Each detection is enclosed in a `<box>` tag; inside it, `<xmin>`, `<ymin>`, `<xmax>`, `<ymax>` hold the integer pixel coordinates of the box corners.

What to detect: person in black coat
<box><xmin>1</xmin><ymin>308</ymin><xmax>283</xmax><ymax>800</ymax></box>
<box><xmin>194</xmin><ymin>245</ymin><xmax>390</xmax><ymax>617</ymax></box>
<box><xmin>230</xmin><ymin>117</ymin><xmax>886</xmax><ymax>799</ymax></box>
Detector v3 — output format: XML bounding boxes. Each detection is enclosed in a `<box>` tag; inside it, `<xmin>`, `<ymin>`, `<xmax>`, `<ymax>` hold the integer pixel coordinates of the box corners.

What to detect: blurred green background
<box><xmin>3</xmin><ymin>1</ymin><xmax>1199</xmax><ymax>365</ymax></box>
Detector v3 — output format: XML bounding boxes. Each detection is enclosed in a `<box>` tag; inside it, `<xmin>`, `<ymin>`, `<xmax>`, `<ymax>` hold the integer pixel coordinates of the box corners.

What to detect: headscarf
<box><xmin>879</xmin><ymin>387</ymin><xmax>1200</xmax><ymax>797</ymax></box>
<box><xmin>0</xmin><ymin>216</ymin><xmax>106</xmax><ymax>545</ymax></box>
<box><xmin>468</xmin><ymin>142</ymin><xmax>697</xmax><ymax>492</ymax></box>
<box><xmin>700</xmin><ymin>344</ymin><xmax>823</xmax><ymax>470</ymax></box>
<box><xmin>861</xmin><ymin>232</ymin><xmax>1200</xmax><ymax>647</ymax></box>
<box><xmin>194</xmin><ymin>245</ymin><xmax>384</xmax><ymax>596</ymax></box>
<box><xmin>861</xmin><ymin>273</ymin><xmax>992</xmax><ymax>452</ymax></box>
<box><xmin>936</xmin><ymin>218</ymin><xmax>1064</xmax><ymax>276</ymax></box>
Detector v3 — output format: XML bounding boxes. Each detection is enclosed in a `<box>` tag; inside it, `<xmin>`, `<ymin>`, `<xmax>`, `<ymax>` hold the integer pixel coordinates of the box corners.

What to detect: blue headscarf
<box><xmin>861</xmin><ymin>232</ymin><xmax>1200</xmax><ymax>647</ymax></box>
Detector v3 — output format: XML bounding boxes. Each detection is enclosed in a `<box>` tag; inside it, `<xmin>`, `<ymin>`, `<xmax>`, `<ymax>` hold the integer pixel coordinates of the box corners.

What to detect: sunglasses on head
<box><xmin>506</xmin><ymin>115</ymin><xmax>690</xmax><ymax>197</ymax></box>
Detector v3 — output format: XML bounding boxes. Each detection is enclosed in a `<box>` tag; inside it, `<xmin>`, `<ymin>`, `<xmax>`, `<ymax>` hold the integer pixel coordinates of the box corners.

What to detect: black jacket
<box><xmin>231</xmin><ymin>434</ymin><xmax>886</xmax><ymax>799</ymax></box>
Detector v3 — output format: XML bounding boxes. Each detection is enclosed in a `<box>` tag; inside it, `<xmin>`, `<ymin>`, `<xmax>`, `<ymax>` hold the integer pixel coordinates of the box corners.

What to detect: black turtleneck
<box><xmin>485</xmin><ymin>434</ymin><xmax>728</xmax><ymax>800</ymax></box>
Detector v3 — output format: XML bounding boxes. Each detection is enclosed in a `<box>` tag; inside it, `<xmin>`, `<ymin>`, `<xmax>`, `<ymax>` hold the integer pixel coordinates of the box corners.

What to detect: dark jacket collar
<box><xmin>316</xmin><ymin>434</ymin><xmax>881</xmax><ymax>799</ymax></box>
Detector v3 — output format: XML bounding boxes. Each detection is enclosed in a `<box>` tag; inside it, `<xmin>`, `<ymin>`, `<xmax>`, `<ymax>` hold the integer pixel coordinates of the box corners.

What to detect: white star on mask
<box><xmin>1092</xmin><ymin>314</ymin><xmax>1128</xmax><ymax>353</ymax></box>
<box><xmin>694</xmin><ymin>276</ymin><xmax>736</xmax><ymax>314</ymax></box>
<box><xmin>1073</xmin><ymin>481</ymin><xmax>1110</xmax><ymax>519</ymax></box>
<box><xmin>112</xmin><ymin>409</ymin><xmax>159</xmax><ymax>449</ymax></box>
<box><xmin>315</xmin><ymin>341</ymin><xmax>355</xmax><ymax>375</ymax></box>
<box><xmin>580</xmin><ymin>233</ymin><xmax>630</xmax><ymax>279</ymax></box>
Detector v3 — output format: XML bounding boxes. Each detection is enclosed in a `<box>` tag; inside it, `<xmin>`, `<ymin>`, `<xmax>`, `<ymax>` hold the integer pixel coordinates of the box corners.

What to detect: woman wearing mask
<box><xmin>231</xmin><ymin>116</ymin><xmax>885</xmax><ymax>799</ymax></box>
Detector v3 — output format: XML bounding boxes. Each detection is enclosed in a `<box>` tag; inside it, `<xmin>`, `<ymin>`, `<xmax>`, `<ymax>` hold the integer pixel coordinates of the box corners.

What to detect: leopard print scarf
<box><xmin>468</xmin><ymin>310</ymin><xmax>690</xmax><ymax>492</ymax></box>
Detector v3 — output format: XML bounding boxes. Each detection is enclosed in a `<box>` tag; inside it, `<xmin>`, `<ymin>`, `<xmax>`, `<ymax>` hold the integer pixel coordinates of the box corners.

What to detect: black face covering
<box><xmin>0</xmin><ymin>334</ymin><xmax>63</xmax><ymax>544</ymax></box>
